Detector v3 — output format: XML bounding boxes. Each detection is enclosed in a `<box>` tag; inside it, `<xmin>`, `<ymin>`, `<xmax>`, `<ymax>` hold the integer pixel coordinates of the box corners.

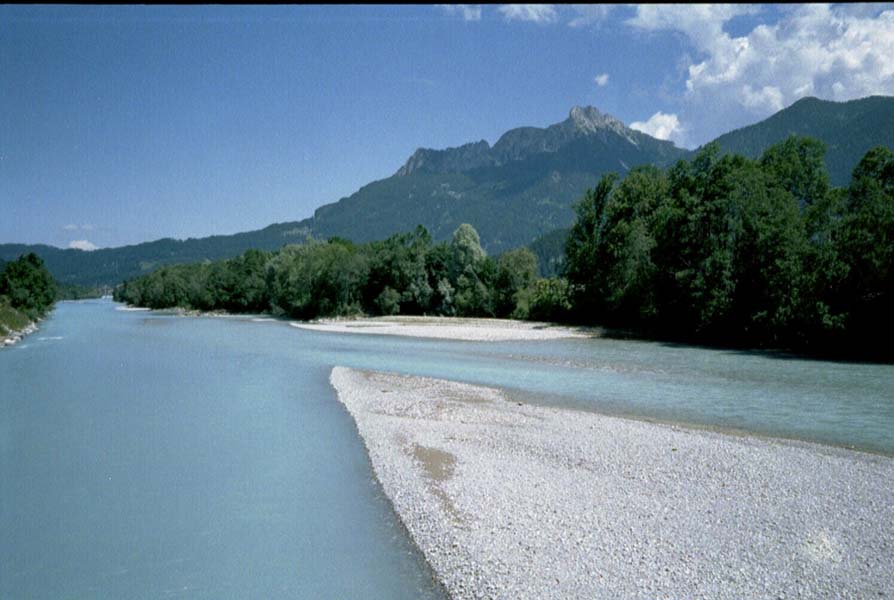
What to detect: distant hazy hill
<box><xmin>711</xmin><ymin>95</ymin><xmax>894</xmax><ymax>186</ymax></box>
<box><xmin>0</xmin><ymin>224</ymin><xmax>313</xmax><ymax>287</ymax></box>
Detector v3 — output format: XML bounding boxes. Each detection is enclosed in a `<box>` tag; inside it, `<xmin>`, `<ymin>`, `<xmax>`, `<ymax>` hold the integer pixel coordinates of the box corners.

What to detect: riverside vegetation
<box><xmin>0</xmin><ymin>253</ymin><xmax>57</xmax><ymax>341</ymax></box>
<box><xmin>114</xmin><ymin>137</ymin><xmax>894</xmax><ymax>360</ymax></box>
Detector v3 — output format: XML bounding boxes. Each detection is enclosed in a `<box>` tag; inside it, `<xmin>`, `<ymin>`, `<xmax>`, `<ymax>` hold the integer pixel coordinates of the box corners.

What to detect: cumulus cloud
<box><xmin>630</xmin><ymin>112</ymin><xmax>685</xmax><ymax>144</ymax></box>
<box><xmin>499</xmin><ymin>4</ymin><xmax>558</xmax><ymax>24</ymax></box>
<box><xmin>439</xmin><ymin>4</ymin><xmax>482</xmax><ymax>22</ymax></box>
<box><xmin>68</xmin><ymin>239</ymin><xmax>98</xmax><ymax>251</ymax></box>
<box><xmin>627</xmin><ymin>4</ymin><xmax>894</xmax><ymax>115</ymax></box>
<box><xmin>594</xmin><ymin>73</ymin><xmax>609</xmax><ymax>87</ymax></box>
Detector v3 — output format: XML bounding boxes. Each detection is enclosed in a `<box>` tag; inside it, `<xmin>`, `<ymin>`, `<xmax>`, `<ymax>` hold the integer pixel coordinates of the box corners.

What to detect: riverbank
<box><xmin>0</xmin><ymin>303</ymin><xmax>39</xmax><ymax>348</ymax></box>
<box><xmin>1</xmin><ymin>321</ymin><xmax>38</xmax><ymax>348</ymax></box>
<box><xmin>292</xmin><ymin>315</ymin><xmax>595</xmax><ymax>342</ymax></box>
<box><xmin>331</xmin><ymin>366</ymin><xmax>894</xmax><ymax>599</ymax></box>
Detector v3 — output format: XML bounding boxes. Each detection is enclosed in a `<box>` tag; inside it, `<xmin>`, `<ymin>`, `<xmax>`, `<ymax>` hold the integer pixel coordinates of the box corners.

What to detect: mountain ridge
<box><xmin>395</xmin><ymin>105</ymin><xmax>677</xmax><ymax>176</ymax></box>
<box><xmin>711</xmin><ymin>95</ymin><xmax>894</xmax><ymax>185</ymax></box>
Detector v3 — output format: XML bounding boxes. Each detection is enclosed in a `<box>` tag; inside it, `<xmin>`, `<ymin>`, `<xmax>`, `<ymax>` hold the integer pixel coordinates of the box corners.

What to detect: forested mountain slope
<box><xmin>711</xmin><ymin>96</ymin><xmax>894</xmax><ymax>186</ymax></box>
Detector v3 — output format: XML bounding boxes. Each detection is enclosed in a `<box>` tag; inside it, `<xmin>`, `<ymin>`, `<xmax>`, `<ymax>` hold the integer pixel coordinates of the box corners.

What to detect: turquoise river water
<box><xmin>2</xmin><ymin>299</ymin><xmax>892</xmax><ymax>598</ymax></box>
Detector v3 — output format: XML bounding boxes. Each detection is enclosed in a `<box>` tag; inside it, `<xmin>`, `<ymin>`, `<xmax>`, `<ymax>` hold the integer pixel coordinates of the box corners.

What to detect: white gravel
<box><xmin>330</xmin><ymin>366</ymin><xmax>894</xmax><ymax>600</ymax></box>
<box><xmin>291</xmin><ymin>315</ymin><xmax>593</xmax><ymax>342</ymax></box>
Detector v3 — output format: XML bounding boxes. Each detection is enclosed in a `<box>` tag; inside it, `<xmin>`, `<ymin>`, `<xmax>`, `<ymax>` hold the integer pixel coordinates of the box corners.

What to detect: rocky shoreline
<box><xmin>1</xmin><ymin>321</ymin><xmax>38</xmax><ymax>348</ymax></box>
<box><xmin>331</xmin><ymin>366</ymin><xmax>894</xmax><ymax>599</ymax></box>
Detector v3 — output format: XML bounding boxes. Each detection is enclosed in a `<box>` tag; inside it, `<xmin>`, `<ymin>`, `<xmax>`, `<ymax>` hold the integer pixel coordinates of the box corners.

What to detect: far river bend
<box><xmin>2</xmin><ymin>299</ymin><xmax>893</xmax><ymax>598</ymax></box>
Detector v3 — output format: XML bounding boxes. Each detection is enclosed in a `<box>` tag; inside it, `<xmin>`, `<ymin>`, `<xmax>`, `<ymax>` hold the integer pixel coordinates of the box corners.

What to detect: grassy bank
<box><xmin>0</xmin><ymin>298</ymin><xmax>31</xmax><ymax>336</ymax></box>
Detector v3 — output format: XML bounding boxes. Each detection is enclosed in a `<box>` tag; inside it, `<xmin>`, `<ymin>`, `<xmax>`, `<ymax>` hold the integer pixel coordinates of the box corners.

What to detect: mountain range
<box><xmin>3</xmin><ymin>95</ymin><xmax>892</xmax><ymax>287</ymax></box>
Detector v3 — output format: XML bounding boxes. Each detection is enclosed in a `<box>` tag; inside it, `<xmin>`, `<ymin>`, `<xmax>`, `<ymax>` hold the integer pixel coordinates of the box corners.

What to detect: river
<box><xmin>2</xmin><ymin>299</ymin><xmax>892</xmax><ymax>598</ymax></box>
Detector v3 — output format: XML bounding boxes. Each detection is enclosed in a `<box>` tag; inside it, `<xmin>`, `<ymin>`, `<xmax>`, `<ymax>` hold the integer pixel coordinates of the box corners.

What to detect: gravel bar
<box><xmin>292</xmin><ymin>316</ymin><xmax>594</xmax><ymax>341</ymax></box>
<box><xmin>330</xmin><ymin>366</ymin><xmax>894</xmax><ymax>599</ymax></box>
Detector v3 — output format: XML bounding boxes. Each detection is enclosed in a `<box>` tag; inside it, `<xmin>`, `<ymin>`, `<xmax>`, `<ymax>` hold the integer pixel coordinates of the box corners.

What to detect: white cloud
<box><xmin>630</xmin><ymin>111</ymin><xmax>685</xmax><ymax>144</ymax></box>
<box><xmin>741</xmin><ymin>84</ymin><xmax>785</xmax><ymax>112</ymax></box>
<box><xmin>627</xmin><ymin>5</ymin><xmax>759</xmax><ymax>47</ymax></box>
<box><xmin>499</xmin><ymin>4</ymin><xmax>557</xmax><ymax>24</ymax></box>
<box><xmin>567</xmin><ymin>5</ymin><xmax>617</xmax><ymax>27</ymax></box>
<box><xmin>833</xmin><ymin>3</ymin><xmax>894</xmax><ymax>19</ymax></box>
<box><xmin>63</xmin><ymin>224</ymin><xmax>78</xmax><ymax>231</ymax></box>
<box><xmin>492</xmin><ymin>5</ymin><xmax>618</xmax><ymax>28</ymax></box>
<box><xmin>627</xmin><ymin>4</ymin><xmax>894</xmax><ymax>116</ymax></box>
<box><xmin>594</xmin><ymin>73</ymin><xmax>609</xmax><ymax>87</ymax></box>
<box><xmin>68</xmin><ymin>239</ymin><xmax>98</xmax><ymax>251</ymax></box>
<box><xmin>439</xmin><ymin>4</ymin><xmax>482</xmax><ymax>22</ymax></box>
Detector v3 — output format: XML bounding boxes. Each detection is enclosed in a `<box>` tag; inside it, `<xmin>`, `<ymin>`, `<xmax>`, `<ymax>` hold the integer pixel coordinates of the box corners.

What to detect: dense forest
<box><xmin>115</xmin><ymin>136</ymin><xmax>893</xmax><ymax>360</ymax></box>
<box><xmin>0</xmin><ymin>253</ymin><xmax>57</xmax><ymax>337</ymax></box>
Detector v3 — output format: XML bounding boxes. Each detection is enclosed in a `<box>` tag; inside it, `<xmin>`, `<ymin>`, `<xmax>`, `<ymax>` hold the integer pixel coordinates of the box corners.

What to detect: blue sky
<box><xmin>2</xmin><ymin>4</ymin><xmax>893</xmax><ymax>249</ymax></box>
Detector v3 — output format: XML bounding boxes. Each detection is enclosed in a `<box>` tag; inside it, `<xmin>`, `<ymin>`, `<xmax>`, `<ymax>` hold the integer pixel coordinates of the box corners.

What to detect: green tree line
<box><xmin>115</xmin><ymin>136</ymin><xmax>893</xmax><ymax>360</ymax></box>
<box><xmin>114</xmin><ymin>225</ymin><xmax>559</xmax><ymax>321</ymax></box>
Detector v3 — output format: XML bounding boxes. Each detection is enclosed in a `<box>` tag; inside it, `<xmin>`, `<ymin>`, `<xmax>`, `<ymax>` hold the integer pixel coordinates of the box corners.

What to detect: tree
<box><xmin>0</xmin><ymin>253</ymin><xmax>57</xmax><ymax>319</ymax></box>
<box><xmin>375</xmin><ymin>287</ymin><xmax>401</xmax><ymax>315</ymax></box>
<box><xmin>835</xmin><ymin>146</ymin><xmax>894</xmax><ymax>356</ymax></box>
<box><xmin>451</xmin><ymin>223</ymin><xmax>487</xmax><ymax>270</ymax></box>
<box><xmin>425</xmin><ymin>242</ymin><xmax>454</xmax><ymax>315</ymax></box>
<box><xmin>649</xmin><ymin>145</ymin><xmax>747</xmax><ymax>339</ymax></box>
<box><xmin>514</xmin><ymin>277</ymin><xmax>572</xmax><ymax>322</ymax></box>
<box><xmin>364</xmin><ymin>226</ymin><xmax>432</xmax><ymax>315</ymax></box>
<box><xmin>266</xmin><ymin>240</ymin><xmax>369</xmax><ymax>319</ymax></box>
<box><xmin>229</xmin><ymin>249</ymin><xmax>271</xmax><ymax>312</ymax></box>
<box><xmin>595</xmin><ymin>166</ymin><xmax>667</xmax><ymax>326</ymax></box>
<box><xmin>564</xmin><ymin>173</ymin><xmax>617</xmax><ymax>319</ymax></box>
<box><xmin>494</xmin><ymin>247</ymin><xmax>539</xmax><ymax>317</ymax></box>
<box><xmin>759</xmin><ymin>136</ymin><xmax>830</xmax><ymax>208</ymax></box>
<box><xmin>449</xmin><ymin>224</ymin><xmax>494</xmax><ymax>316</ymax></box>
<box><xmin>724</xmin><ymin>163</ymin><xmax>806</xmax><ymax>345</ymax></box>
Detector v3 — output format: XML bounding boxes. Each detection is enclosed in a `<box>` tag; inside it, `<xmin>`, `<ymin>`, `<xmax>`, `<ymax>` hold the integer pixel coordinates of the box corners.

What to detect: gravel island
<box><xmin>331</xmin><ymin>366</ymin><xmax>894</xmax><ymax>599</ymax></box>
<box><xmin>292</xmin><ymin>315</ymin><xmax>594</xmax><ymax>342</ymax></box>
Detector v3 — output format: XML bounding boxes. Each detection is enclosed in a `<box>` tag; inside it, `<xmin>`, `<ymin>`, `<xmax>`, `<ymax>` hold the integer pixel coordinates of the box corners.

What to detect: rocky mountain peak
<box><xmin>567</xmin><ymin>105</ymin><xmax>629</xmax><ymax>136</ymax></box>
<box><xmin>396</xmin><ymin>105</ymin><xmax>656</xmax><ymax>176</ymax></box>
